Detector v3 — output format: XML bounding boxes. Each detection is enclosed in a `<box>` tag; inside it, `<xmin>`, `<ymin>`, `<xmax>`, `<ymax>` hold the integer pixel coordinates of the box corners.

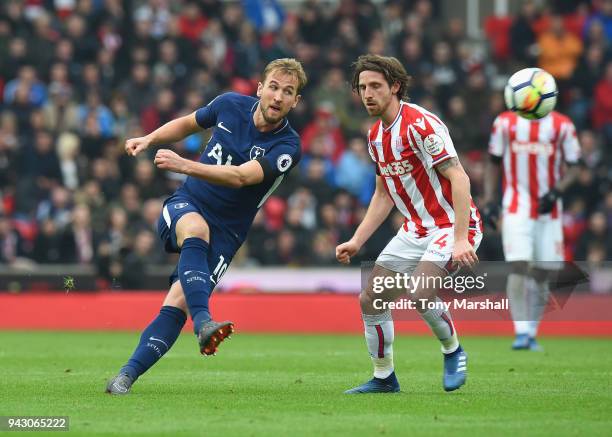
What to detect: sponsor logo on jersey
<box><xmin>423</xmin><ymin>134</ymin><xmax>445</xmax><ymax>156</ymax></box>
<box><xmin>510</xmin><ymin>141</ymin><xmax>554</xmax><ymax>156</ymax></box>
<box><xmin>413</xmin><ymin>117</ymin><xmax>427</xmax><ymax>130</ymax></box>
<box><xmin>217</xmin><ymin>122</ymin><xmax>232</xmax><ymax>133</ymax></box>
<box><xmin>250</xmin><ymin>145</ymin><xmax>265</xmax><ymax>160</ymax></box>
<box><xmin>277</xmin><ymin>154</ymin><xmax>293</xmax><ymax>172</ymax></box>
<box><xmin>378</xmin><ymin>159</ymin><xmax>414</xmax><ymax>177</ymax></box>
<box><xmin>173</xmin><ymin>202</ymin><xmax>189</xmax><ymax>209</ymax></box>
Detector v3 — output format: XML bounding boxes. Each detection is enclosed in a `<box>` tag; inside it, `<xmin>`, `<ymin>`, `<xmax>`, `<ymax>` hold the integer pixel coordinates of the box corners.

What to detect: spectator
<box><xmin>509</xmin><ymin>0</ymin><xmax>539</xmax><ymax>65</ymax></box>
<box><xmin>575</xmin><ymin>211</ymin><xmax>612</xmax><ymax>260</ymax></box>
<box><xmin>592</xmin><ymin>61</ymin><xmax>612</xmax><ymax>135</ymax></box>
<box><xmin>583</xmin><ymin>0</ymin><xmax>612</xmax><ymax>43</ymax></box>
<box><xmin>140</xmin><ymin>88</ymin><xmax>176</xmax><ymax>135</ymax></box>
<box><xmin>3</xmin><ymin>65</ymin><xmax>48</xmax><ymax>107</ymax></box>
<box><xmin>36</xmin><ymin>186</ymin><xmax>73</xmax><ymax>231</ymax></box>
<box><xmin>77</xmin><ymin>91</ymin><xmax>115</xmax><ymax>139</ymax></box>
<box><xmin>0</xmin><ymin>215</ymin><xmax>24</xmax><ymax>264</ymax></box>
<box><xmin>335</xmin><ymin>137</ymin><xmax>375</xmax><ymax>199</ymax></box>
<box><xmin>121</xmin><ymin>229</ymin><xmax>156</xmax><ymax>289</ymax></box>
<box><xmin>301</xmin><ymin>103</ymin><xmax>347</xmax><ymax>163</ymax></box>
<box><xmin>538</xmin><ymin>14</ymin><xmax>583</xmax><ymax>81</ymax></box>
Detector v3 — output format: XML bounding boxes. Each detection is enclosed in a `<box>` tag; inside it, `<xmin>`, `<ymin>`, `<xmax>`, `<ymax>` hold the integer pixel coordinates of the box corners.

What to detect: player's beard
<box><xmin>261</xmin><ymin>103</ymin><xmax>285</xmax><ymax>125</ymax></box>
<box><xmin>364</xmin><ymin>98</ymin><xmax>388</xmax><ymax>117</ymax></box>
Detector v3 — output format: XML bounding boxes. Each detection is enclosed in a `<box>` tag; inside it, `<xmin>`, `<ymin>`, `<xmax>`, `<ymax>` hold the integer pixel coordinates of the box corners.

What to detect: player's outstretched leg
<box><xmin>174</xmin><ymin>213</ymin><xmax>234</xmax><ymax>355</ymax></box>
<box><xmin>106</xmin><ymin>304</ymin><xmax>187</xmax><ymax>395</ymax></box>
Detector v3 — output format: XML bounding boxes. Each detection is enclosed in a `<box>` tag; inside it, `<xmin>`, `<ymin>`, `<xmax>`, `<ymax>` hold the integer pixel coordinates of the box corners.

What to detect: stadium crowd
<box><xmin>0</xmin><ymin>0</ymin><xmax>611</xmax><ymax>287</ymax></box>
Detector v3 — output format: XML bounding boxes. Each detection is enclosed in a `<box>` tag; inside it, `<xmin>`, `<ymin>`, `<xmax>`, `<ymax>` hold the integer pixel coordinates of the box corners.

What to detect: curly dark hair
<box><xmin>351</xmin><ymin>54</ymin><xmax>412</xmax><ymax>100</ymax></box>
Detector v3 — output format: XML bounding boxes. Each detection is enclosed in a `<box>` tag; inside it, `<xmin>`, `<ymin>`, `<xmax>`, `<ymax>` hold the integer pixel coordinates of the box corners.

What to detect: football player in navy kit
<box><xmin>106</xmin><ymin>59</ymin><xmax>307</xmax><ymax>394</ymax></box>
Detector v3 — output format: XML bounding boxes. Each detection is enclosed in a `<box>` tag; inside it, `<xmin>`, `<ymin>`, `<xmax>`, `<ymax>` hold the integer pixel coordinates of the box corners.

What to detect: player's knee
<box><xmin>359</xmin><ymin>291</ymin><xmax>374</xmax><ymax>312</ymax></box>
<box><xmin>360</xmin><ymin>290</ymin><xmax>386</xmax><ymax>314</ymax></box>
<box><xmin>176</xmin><ymin>213</ymin><xmax>210</xmax><ymax>247</ymax></box>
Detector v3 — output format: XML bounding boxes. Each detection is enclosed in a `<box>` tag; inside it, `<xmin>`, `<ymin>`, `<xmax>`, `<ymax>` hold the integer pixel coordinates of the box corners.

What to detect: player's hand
<box><xmin>481</xmin><ymin>202</ymin><xmax>500</xmax><ymax>230</ymax></box>
<box><xmin>336</xmin><ymin>239</ymin><xmax>361</xmax><ymax>265</ymax></box>
<box><xmin>538</xmin><ymin>189</ymin><xmax>560</xmax><ymax>214</ymax></box>
<box><xmin>154</xmin><ymin>149</ymin><xmax>189</xmax><ymax>174</ymax></box>
<box><xmin>125</xmin><ymin>136</ymin><xmax>151</xmax><ymax>156</ymax></box>
<box><xmin>452</xmin><ymin>239</ymin><xmax>478</xmax><ymax>269</ymax></box>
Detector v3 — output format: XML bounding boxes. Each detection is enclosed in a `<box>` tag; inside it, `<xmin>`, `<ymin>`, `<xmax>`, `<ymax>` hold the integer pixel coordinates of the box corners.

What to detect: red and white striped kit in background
<box><xmin>489</xmin><ymin>111</ymin><xmax>581</xmax><ymax>220</ymax></box>
<box><xmin>489</xmin><ymin>111</ymin><xmax>581</xmax><ymax>264</ymax></box>
<box><xmin>368</xmin><ymin>101</ymin><xmax>482</xmax><ymax>241</ymax></box>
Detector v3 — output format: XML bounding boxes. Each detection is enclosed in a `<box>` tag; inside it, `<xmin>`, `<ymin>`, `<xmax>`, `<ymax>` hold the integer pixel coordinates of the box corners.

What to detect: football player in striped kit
<box><xmin>483</xmin><ymin>103</ymin><xmax>581</xmax><ymax>351</ymax></box>
<box><xmin>336</xmin><ymin>55</ymin><xmax>482</xmax><ymax>393</ymax></box>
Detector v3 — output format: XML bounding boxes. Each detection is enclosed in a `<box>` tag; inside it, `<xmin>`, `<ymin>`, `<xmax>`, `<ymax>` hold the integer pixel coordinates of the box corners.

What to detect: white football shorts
<box><xmin>501</xmin><ymin>213</ymin><xmax>563</xmax><ymax>268</ymax></box>
<box><xmin>376</xmin><ymin>226</ymin><xmax>482</xmax><ymax>274</ymax></box>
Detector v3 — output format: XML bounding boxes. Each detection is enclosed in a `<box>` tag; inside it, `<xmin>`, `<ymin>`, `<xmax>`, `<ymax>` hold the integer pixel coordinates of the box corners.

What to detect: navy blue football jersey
<box><xmin>176</xmin><ymin>92</ymin><xmax>301</xmax><ymax>241</ymax></box>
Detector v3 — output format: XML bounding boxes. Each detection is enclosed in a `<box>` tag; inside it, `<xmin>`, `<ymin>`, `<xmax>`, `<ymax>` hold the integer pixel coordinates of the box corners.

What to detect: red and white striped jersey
<box><xmin>489</xmin><ymin>111</ymin><xmax>581</xmax><ymax>219</ymax></box>
<box><xmin>367</xmin><ymin>101</ymin><xmax>482</xmax><ymax>238</ymax></box>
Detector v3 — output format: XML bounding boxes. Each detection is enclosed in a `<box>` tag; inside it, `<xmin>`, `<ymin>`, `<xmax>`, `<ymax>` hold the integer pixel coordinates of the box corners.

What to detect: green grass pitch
<box><xmin>1</xmin><ymin>332</ymin><xmax>611</xmax><ymax>436</ymax></box>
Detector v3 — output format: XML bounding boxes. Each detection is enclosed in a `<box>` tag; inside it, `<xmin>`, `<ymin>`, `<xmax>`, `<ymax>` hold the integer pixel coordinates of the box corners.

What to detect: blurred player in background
<box><xmin>482</xmin><ymin>80</ymin><xmax>581</xmax><ymax>351</ymax></box>
<box><xmin>106</xmin><ymin>59</ymin><xmax>307</xmax><ymax>394</ymax></box>
<box><xmin>336</xmin><ymin>55</ymin><xmax>482</xmax><ymax>393</ymax></box>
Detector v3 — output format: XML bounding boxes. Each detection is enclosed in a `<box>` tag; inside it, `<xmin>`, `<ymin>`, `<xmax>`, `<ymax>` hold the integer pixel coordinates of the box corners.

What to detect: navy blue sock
<box><xmin>121</xmin><ymin>306</ymin><xmax>187</xmax><ymax>380</ymax></box>
<box><xmin>178</xmin><ymin>237</ymin><xmax>213</xmax><ymax>333</ymax></box>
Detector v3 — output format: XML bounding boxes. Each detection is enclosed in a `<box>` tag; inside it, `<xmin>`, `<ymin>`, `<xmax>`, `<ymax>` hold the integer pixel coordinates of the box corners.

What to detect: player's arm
<box><xmin>483</xmin><ymin>155</ymin><xmax>502</xmax><ymax>206</ymax></box>
<box><xmin>154</xmin><ymin>149</ymin><xmax>264</xmax><ymax>188</ymax></box>
<box><xmin>539</xmin><ymin>120</ymin><xmax>582</xmax><ymax>214</ymax></box>
<box><xmin>481</xmin><ymin>115</ymin><xmax>505</xmax><ymax>228</ymax></box>
<box><xmin>436</xmin><ymin>157</ymin><xmax>478</xmax><ymax>267</ymax></box>
<box><xmin>336</xmin><ymin>175</ymin><xmax>394</xmax><ymax>264</ymax></box>
<box><xmin>537</xmin><ymin>162</ymin><xmax>580</xmax><ymax>213</ymax></box>
<box><xmin>125</xmin><ymin>112</ymin><xmax>202</xmax><ymax>156</ymax></box>
<box><xmin>481</xmin><ymin>154</ymin><xmax>502</xmax><ymax>228</ymax></box>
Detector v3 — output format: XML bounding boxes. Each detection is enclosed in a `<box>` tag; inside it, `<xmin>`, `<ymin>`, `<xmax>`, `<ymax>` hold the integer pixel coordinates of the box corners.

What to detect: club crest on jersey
<box><xmin>250</xmin><ymin>145</ymin><xmax>265</xmax><ymax>160</ymax></box>
<box><xmin>277</xmin><ymin>154</ymin><xmax>293</xmax><ymax>172</ymax></box>
<box><xmin>423</xmin><ymin>134</ymin><xmax>445</xmax><ymax>156</ymax></box>
<box><xmin>394</xmin><ymin>137</ymin><xmax>403</xmax><ymax>152</ymax></box>
<box><xmin>174</xmin><ymin>202</ymin><xmax>189</xmax><ymax>209</ymax></box>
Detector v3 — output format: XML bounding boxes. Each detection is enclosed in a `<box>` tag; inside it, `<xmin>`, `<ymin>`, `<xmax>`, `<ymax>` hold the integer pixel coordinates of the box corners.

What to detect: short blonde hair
<box><xmin>262</xmin><ymin>58</ymin><xmax>308</xmax><ymax>93</ymax></box>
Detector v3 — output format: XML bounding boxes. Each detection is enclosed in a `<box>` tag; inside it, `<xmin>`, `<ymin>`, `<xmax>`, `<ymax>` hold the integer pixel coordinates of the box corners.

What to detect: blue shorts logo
<box><xmin>174</xmin><ymin>202</ymin><xmax>189</xmax><ymax>209</ymax></box>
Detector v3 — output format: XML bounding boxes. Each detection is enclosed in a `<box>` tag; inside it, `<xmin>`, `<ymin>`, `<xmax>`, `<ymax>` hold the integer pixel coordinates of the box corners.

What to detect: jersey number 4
<box><xmin>433</xmin><ymin>234</ymin><xmax>448</xmax><ymax>249</ymax></box>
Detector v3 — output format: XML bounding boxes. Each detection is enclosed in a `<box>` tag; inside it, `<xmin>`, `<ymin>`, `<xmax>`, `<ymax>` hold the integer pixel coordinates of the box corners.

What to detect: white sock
<box><xmin>420</xmin><ymin>297</ymin><xmax>459</xmax><ymax>354</ymax></box>
<box><xmin>507</xmin><ymin>273</ymin><xmax>529</xmax><ymax>335</ymax></box>
<box><xmin>528</xmin><ymin>279</ymin><xmax>550</xmax><ymax>338</ymax></box>
<box><xmin>363</xmin><ymin>311</ymin><xmax>394</xmax><ymax>379</ymax></box>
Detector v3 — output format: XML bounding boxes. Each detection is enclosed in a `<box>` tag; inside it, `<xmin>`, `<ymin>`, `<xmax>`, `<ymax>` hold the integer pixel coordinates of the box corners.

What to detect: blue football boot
<box><xmin>512</xmin><ymin>333</ymin><xmax>530</xmax><ymax>350</ymax></box>
<box><xmin>344</xmin><ymin>371</ymin><xmax>400</xmax><ymax>394</ymax></box>
<box><xmin>528</xmin><ymin>337</ymin><xmax>543</xmax><ymax>351</ymax></box>
<box><xmin>443</xmin><ymin>345</ymin><xmax>467</xmax><ymax>392</ymax></box>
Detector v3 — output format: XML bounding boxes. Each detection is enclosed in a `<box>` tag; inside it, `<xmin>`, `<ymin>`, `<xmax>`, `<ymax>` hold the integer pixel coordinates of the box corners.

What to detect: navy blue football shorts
<box><xmin>157</xmin><ymin>193</ymin><xmax>242</xmax><ymax>287</ymax></box>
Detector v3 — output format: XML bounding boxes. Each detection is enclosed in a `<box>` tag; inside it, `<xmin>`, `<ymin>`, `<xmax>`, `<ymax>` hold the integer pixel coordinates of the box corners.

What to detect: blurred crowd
<box><xmin>0</xmin><ymin>0</ymin><xmax>611</xmax><ymax>287</ymax></box>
